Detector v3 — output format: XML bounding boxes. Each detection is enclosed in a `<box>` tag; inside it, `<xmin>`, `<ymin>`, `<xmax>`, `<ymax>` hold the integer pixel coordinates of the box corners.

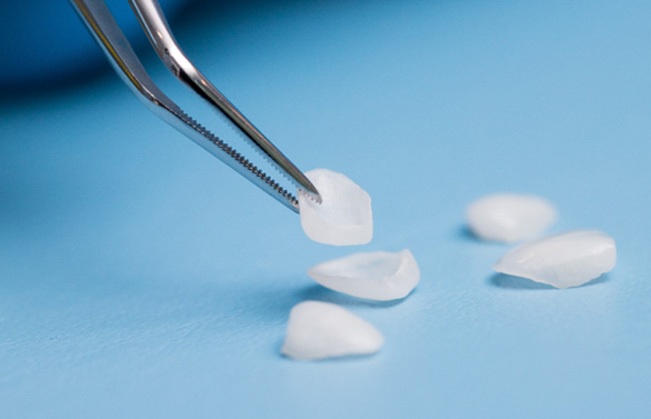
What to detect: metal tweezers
<box><xmin>70</xmin><ymin>0</ymin><xmax>321</xmax><ymax>212</ymax></box>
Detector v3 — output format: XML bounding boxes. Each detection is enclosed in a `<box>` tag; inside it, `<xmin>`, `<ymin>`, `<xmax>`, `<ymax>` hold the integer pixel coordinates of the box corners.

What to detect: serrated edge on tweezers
<box><xmin>177</xmin><ymin>109</ymin><xmax>299</xmax><ymax>208</ymax></box>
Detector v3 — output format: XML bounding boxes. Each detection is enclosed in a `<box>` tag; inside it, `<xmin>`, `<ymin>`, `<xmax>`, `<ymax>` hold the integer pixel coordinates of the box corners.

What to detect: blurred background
<box><xmin>1</xmin><ymin>1</ymin><xmax>650</xmax><ymax>418</ymax></box>
<box><xmin>0</xmin><ymin>0</ymin><xmax>191</xmax><ymax>94</ymax></box>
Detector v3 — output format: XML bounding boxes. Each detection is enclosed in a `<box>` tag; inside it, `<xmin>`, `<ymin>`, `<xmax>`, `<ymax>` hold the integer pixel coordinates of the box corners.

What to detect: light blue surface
<box><xmin>1</xmin><ymin>0</ymin><xmax>650</xmax><ymax>417</ymax></box>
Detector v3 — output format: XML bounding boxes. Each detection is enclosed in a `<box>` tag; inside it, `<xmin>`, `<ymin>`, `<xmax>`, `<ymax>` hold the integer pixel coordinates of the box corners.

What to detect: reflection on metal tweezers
<box><xmin>70</xmin><ymin>0</ymin><xmax>321</xmax><ymax>212</ymax></box>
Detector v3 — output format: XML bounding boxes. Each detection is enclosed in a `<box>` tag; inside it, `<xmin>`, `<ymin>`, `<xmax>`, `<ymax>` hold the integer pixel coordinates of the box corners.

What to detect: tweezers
<box><xmin>70</xmin><ymin>0</ymin><xmax>321</xmax><ymax>212</ymax></box>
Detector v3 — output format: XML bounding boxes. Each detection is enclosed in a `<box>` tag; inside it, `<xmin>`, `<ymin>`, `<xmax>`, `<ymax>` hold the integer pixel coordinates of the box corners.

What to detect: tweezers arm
<box><xmin>70</xmin><ymin>0</ymin><xmax>303</xmax><ymax>212</ymax></box>
<box><xmin>129</xmin><ymin>0</ymin><xmax>321</xmax><ymax>202</ymax></box>
<box><xmin>69</xmin><ymin>0</ymin><xmax>201</xmax><ymax>134</ymax></box>
<box><xmin>71</xmin><ymin>0</ymin><xmax>166</xmax><ymax>105</ymax></box>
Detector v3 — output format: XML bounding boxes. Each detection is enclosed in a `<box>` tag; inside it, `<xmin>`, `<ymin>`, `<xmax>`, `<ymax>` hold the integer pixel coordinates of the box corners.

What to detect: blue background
<box><xmin>1</xmin><ymin>0</ymin><xmax>650</xmax><ymax>417</ymax></box>
<box><xmin>0</xmin><ymin>0</ymin><xmax>189</xmax><ymax>91</ymax></box>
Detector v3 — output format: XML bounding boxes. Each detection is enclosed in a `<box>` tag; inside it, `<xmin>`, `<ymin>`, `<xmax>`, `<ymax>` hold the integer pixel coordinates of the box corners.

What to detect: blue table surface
<box><xmin>2</xmin><ymin>1</ymin><xmax>650</xmax><ymax>418</ymax></box>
